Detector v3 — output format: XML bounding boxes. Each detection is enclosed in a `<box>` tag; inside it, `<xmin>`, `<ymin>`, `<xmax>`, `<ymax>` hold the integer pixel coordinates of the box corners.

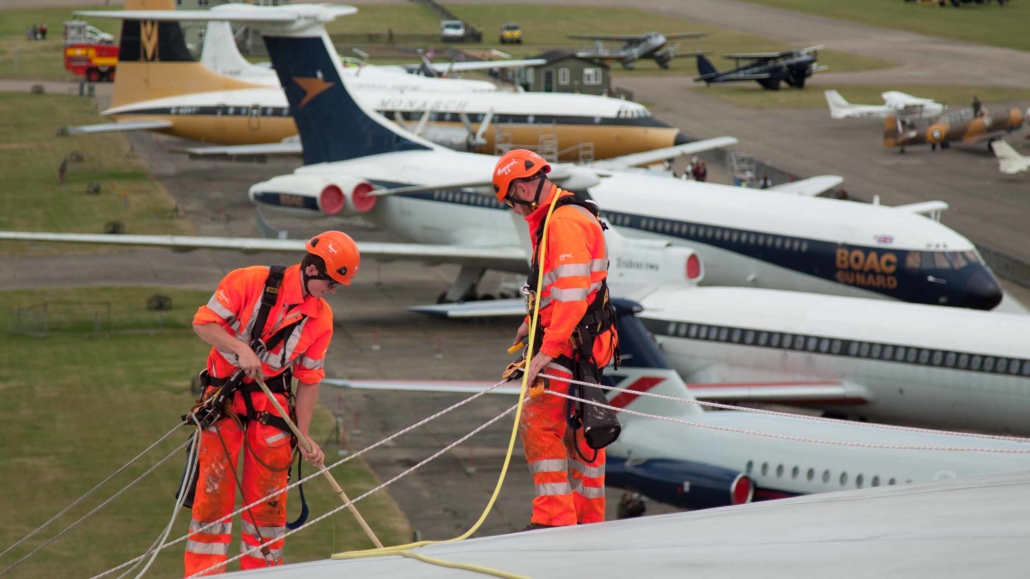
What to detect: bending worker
<box><xmin>185</xmin><ymin>231</ymin><xmax>359</xmax><ymax>576</ymax></box>
<box><xmin>493</xmin><ymin>149</ymin><xmax>619</xmax><ymax>530</ymax></box>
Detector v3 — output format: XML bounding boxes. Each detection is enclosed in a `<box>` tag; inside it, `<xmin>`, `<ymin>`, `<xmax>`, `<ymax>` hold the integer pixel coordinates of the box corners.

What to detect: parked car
<box><xmin>500</xmin><ymin>23</ymin><xmax>522</xmax><ymax>44</ymax></box>
<box><xmin>441</xmin><ymin>20</ymin><xmax>466</xmax><ymax>42</ymax></box>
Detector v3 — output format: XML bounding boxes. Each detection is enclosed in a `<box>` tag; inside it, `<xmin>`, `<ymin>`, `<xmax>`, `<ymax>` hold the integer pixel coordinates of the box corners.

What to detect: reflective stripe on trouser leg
<box><xmin>518</xmin><ymin>369</ymin><xmax>576</xmax><ymax>527</ymax></box>
<box><xmin>239</xmin><ymin>421</ymin><xmax>292</xmax><ymax>570</ymax></box>
<box><xmin>567</xmin><ymin>425</ymin><xmax>606</xmax><ymax>524</ymax></box>
<box><xmin>185</xmin><ymin>419</ymin><xmax>243</xmax><ymax>578</ymax></box>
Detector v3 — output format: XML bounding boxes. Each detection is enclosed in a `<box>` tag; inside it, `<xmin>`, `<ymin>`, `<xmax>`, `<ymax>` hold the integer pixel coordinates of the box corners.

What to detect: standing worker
<box><xmin>184</xmin><ymin>231</ymin><xmax>359</xmax><ymax>576</ymax></box>
<box><xmin>493</xmin><ymin>150</ymin><xmax>620</xmax><ymax>531</ymax></box>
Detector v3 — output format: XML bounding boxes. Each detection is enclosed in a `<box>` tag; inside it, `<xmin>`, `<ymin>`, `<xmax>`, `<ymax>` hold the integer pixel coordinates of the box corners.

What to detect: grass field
<box><xmin>0</xmin><ymin>286</ymin><xmax>412</xmax><ymax>577</ymax></box>
<box><xmin>737</xmin><ymin>0</ymin><xmax>1030</xmax><ymax>52</ymax></box>
<box><xmin>324</xmin><ymin>3</ymin><xmax>893</xmax><ymax>76</ymax></box>
<box><xmin>0</xmin><ymin>6</ymin><xmax>120</xmax><ymax>81</ymax></box>
<box><xmin>0</xmin><ymin>93</ymin><xmax>193</xmax><ymax>256</ymax></box>
<box><xmin>688</xmin><ymin>83</ymin><xmax>1030</xmax><ymax>109</ymax></box>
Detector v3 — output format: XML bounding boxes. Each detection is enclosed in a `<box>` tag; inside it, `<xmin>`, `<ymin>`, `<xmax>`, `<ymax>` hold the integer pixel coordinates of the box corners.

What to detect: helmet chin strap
<box><xmin>508</xmin><ymin>175</ymin><xmax>547</xmax><ymax>209</ymax></box>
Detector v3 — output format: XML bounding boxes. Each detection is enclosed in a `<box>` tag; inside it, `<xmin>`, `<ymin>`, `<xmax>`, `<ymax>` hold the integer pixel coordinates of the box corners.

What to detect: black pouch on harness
<box><xmin>569</xmin><ymin>379</ymin><xmax>622</xmax><ymax>450</ymax></box>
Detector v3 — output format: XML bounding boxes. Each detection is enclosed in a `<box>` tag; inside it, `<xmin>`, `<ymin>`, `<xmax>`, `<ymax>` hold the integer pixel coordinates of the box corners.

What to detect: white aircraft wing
<box><xmin>409</xmin><ymin>298</ymin><xmax>526</xmax><ymax>318</ymax></box>
<box><xmin>179</xmin><ymin>141</ymin><xmax>304</xmax><ymax>160</ymax></box>
<box><xmin>420</xmin><ymin>59</ymin><xmax>546</xmax><ymax>73</ymax></box>
<box><xmin>0</xmin><ymin>232</ymin><xmax>529</xmax><ymax>270</ymax></box>
<box><xmin>64</xmin><ymin>120</ymin><xmax>173</xmax><ymax>135</ymax></box>
<box><xmin>323</xmin><ymin>378</ymin><xmax>521</xmax><ymax>395</ymax></box>
<box><xmin>893</xmin><ymin>200</ymin><xmax>949</xmax><ymax>216</ymax></box>
<box><xmin>591</xmin><ymin>136</ymin><xmax>738</xmax><ymax>171</ymax></box>
<box><xmin>765</xmin><ymin>176</ymin><xmax>843</xmax><ymax>197</ymax></box>
<box><xmin>881</xmin><ymin>91</ymin><xmax>937</xmax><ymax>107</ymax></box>
<box><xmin>990</xmin><ymin>140</ymin><xmax>1030</xmax><ymax>175</ymax></box>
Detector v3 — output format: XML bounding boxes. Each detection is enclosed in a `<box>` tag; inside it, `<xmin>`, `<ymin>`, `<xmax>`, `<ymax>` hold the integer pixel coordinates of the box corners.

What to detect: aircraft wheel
<box><xmin>931</xmin><ymin>143</ymin><xmax>937</xmax><ymax>151</ymax></box>
<box><xmin>899</xmin><ymin>146</ymin><xmax>906</xmax><ymax>154</ymax></box>
<box><xmin>86</xmin><ymin>68</ymin><xmax>102</xmax><ymax>83</ymax></box>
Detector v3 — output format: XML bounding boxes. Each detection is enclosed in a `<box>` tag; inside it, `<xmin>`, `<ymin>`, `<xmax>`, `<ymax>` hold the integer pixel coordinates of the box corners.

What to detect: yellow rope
<box><xmin>398</xmin><ymin>551</ymin><xmax>531</xmax><ymax>579</ymax></box>
<box><xmin>329</xmin><ymin>188</ymin><xmax>564</xmax><ymax>578</ymax></box>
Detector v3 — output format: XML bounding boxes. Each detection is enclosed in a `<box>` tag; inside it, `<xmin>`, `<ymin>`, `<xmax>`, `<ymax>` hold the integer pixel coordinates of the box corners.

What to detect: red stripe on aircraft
<box><xmin>609</xmin><ymin>377</ymin><xmax>664</xmax><ymax>409</ymax></box>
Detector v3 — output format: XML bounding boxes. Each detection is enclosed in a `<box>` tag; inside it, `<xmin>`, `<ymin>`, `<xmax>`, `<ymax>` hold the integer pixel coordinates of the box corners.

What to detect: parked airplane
<box><xmin>825</xmin><ymin>89</ymin><xmax>946</xmax><ymax>120</ymax></box>
<box><xmin>198</xmin><ymin>15</ymin><xmax>541</xmax><ymax>88</ymax></box>
<box><xmin>568</xmin><ymin>31</ymin><xmax>708</xmax><ymax>70</ymax></box>
<box><xmin>37</xmin><ymin>5</ymin><xmax>1006</xmax><ymax>312</ymax></box>
<box><xmin>884</xmin><ymin>107</ymin><xmax>1023</xmax><ymax>153</ymax></box>
<box><xmin>695</xmin><ymin>46</ymin><xmax>825</xmax><ymax>90</ymax></box>
<box><xmin>329</xmin><ymin>300</ymin><xmax>1030</xmax><ymax>512</ymax></box>
<box><xmin>990</xmin><ymin>140</ymin><xmax>1030</xmax><ymax>174</ymax></box>
<box><xmin>68</xmin><ymin>6</ymin><xmax>691</xmax><ymax>161</ymax></box>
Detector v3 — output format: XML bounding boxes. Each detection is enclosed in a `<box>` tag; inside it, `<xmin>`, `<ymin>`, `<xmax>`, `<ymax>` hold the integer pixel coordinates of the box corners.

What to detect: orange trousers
<box><xmin>183</xmin><ymin>416</ymin><xmax>293</xmax><ymax>577</ymax></box>
<box><xmin>519</xmin><ymin>367</ymin><xmax>606</xmax><ymax>527</ymax></box>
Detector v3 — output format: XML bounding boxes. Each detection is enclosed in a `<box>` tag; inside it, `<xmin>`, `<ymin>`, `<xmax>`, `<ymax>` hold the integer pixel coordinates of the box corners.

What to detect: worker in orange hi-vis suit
<box><xmin>184</xmin><ymin>231</ymin><xmax>359</xmax><ymax>576</ymax></box>
<box><xmin>492</xmin><ymin>149</ymin><xmax>621</xmax><ymax>531</ymax></box>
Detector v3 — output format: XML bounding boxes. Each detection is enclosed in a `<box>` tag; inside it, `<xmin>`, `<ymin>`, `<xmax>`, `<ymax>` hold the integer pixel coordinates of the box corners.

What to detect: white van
<box><xmin>440</xmin><ymin>20</ymin><xmax>466</xmax><ymax>42</ymax></box>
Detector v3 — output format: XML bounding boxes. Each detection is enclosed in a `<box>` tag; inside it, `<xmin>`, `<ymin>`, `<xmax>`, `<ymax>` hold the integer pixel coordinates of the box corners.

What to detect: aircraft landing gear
<box><xmin>899</xmin><ymin>146</ymin><xmax>906</xmax><ymax>154</ymax></box>
<box><xmin>437</xmin><ymin>265</ymin><xmax>487</xmax><ymax>303</ymax></box>
<box><xmin>931</xmin><ymin>143</ymin><xmax>937</xmax><ymax>151</ymax></box>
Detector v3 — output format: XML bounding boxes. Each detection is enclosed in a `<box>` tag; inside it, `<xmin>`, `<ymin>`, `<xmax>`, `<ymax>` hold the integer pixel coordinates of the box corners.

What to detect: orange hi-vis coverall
<box><xmin>521</xmin><ymin>186</ymin><xmax>615</xmax><ymax>527</ymax></box>
<box><xmin>185</xmin><ymin>264</ymin><xmax>333</xmax><ymax>576</ymax></box>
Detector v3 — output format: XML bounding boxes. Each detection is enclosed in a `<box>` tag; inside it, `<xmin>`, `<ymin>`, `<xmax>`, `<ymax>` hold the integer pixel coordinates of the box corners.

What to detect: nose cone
<box><xmin>965</xmin><ymin>269</ymin><xmax>1003</xmax><ymax>311</ymax></box>
<box><xmin>674</xmin><ymin>131</ymin><xmax>691</xmax><ymax>146</ymax></box>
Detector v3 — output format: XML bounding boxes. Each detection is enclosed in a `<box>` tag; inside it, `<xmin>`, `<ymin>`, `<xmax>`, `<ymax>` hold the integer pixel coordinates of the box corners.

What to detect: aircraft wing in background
<box><xmin>0</xmin><ymin>232</ymin><xmax>530</xmax><ymax>271</ymax></box>
<box><xmin>766</xmin><ymin>176</ymin><xmax>843</xmax><ymax>196</ymax></box>
<box><xmin>63</xmin><ymin>120</ymin><xmax>173</xmax><ymax>135</ymax></box>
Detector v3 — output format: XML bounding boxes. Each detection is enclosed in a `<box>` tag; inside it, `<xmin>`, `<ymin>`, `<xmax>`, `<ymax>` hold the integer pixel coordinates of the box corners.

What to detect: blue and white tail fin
<box><xmin>605</xmin><ymin>300</ymin><xmax>703</xmax><ymax>421</ymax></box>
<box><xmin>261</xmin><ymin>27</ymin><xmax>432</xmax><ymax>165</ymax></box>
<box><xmin>695</xmin><ymin>54</ymin><xmax>719</xmax><ymax>80</ymax></box>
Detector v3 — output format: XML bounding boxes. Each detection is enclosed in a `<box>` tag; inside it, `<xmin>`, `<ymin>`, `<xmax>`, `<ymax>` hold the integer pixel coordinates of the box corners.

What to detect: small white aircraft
<box><xmin>825</xmin><ymin>89</ymin><xmax>946</xmax><ymax>120</ymax></box>
<box><xmin>990</xmin><ymin>140</ymin><xmax>1030</xmax><ymax>174</ymax></box>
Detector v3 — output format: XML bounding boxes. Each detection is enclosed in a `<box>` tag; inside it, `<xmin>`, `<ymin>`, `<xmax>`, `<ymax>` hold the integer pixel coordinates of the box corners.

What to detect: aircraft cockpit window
<box><xmin>934</xmin><ymin>252</ymin><xmax>951</xmax><ymax>269</ymax></box>
<box><xmin>921</xmin><ymin>252</ymin><xmax>937</xmax><ymax>270</ymax></box>
<box><xmin>947</xmin><ymin>252</ymin><xmax>969</xmax><ymax>269</ymax></box>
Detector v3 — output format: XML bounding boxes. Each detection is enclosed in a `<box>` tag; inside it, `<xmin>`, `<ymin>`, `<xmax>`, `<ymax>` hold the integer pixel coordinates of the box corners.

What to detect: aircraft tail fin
<box><xmin>824</xmin><ymin>89</ymin><xmax>852</xmax><ymax>119</ymax></box>
<box><xmin>106</xmin><ymin>8</ymin><xmax>265</xmax><ymax>109</ymax></box>
<box><xmin>991</xmin><ymin>140</ymin><xmax>1030</xmax><ymax>174</ymax></box>
<box><xmin>200</xmin><ymin>20</ymin><xmax>270</xmax><ymax>83</ymax></box>
<box><xmin>605</xmin><ymin>300</ymin><xmax>703</xmax><ymax>422</ymax></box>
<box><xmin>261</xmin><ymin>28</ymin><xmax>433</xmax><ymax>165</ymax></box>
<box><xmin>695</xmin><ymin>54</ymin><xmax>718</xmax><ymax>80</ymax></box>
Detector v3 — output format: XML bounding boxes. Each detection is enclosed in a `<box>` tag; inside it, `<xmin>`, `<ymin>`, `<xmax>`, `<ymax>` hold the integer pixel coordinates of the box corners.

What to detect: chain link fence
<box><xmin>7</xmin><ymin>298</ymin><xmax>172</xmax><ymax>337</ymax></box>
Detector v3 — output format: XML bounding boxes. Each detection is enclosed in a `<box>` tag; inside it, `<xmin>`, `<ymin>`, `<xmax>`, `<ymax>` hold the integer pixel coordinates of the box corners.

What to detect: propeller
<box><xmin>413</xmin><ymin>106</ymin><xmax>433</xmax><ymax>136</ymax></box>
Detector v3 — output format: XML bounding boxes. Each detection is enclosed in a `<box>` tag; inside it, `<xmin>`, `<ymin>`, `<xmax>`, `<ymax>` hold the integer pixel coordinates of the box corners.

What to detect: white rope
<box><xmin>540</xmin><ymin>372</ymin><xmax>1030</xmax><ymax>444</ymax></box>
<box><xmin>186</xmin><ymin>401</ymin><xmax>522</xmax><ymax>578</ymax></box>
<box><xmin>0</xmin><ymin>422</ymin><xmax>187</xmax><ymax>564</ymax></box>
<box><xmin>547</xmin><ymin>389</ymin><xmax>1030</xmax><ymax>454</ymax></box>
<box><xmin>91</xmin><ymin>378</ymin><xmax>511</xmax><ymax>579</ymax></box>
<box><xmin>0</xmin><ymin>436</ymin><xmax>191</xmax><ymax>577</ymax></box>
<box><xmin>128</xmin><ymin>422</ymin><xmax>202</xmax><ymax>579</ymax></box>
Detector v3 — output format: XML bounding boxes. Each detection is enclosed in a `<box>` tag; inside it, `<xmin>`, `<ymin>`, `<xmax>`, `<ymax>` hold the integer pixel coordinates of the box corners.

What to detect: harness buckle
<box><xmin>521</xmin><ymin>284</ymin><xmax>536</xmax><ymax>314</ymax></box>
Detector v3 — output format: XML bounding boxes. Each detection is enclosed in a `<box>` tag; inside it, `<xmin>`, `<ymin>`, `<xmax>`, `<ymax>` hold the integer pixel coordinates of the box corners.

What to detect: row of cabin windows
<box><xmin>746</xmin><ymin>460</ymin><xmax>910</xmax><ymax>489</ymax></box>
<box><xmin>213</xmin><ymin>106</ymin><xmax>290</xmax><ymax>118</ymax></box>
<box><xmin>432</xmin><ymin>189</ymin><xmax>503</xmax><ymax>207</ymax></box>
<box><xmin>603</xmin><ymin>213</ymin><xmax>809</xmax><ymax>253</ymax></box>
<box><xmin>666</xmin><ymin>321</ymin><xmax>1030</xmax><ymax>377</ymax></box>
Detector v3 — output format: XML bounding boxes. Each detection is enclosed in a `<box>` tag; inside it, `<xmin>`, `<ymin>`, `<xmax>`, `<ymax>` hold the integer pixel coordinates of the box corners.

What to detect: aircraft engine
<box><xmin>248</xmin><ymin>174</ymin><xmax>378</xmax><ymax>218</ymax></box>
<box><xmin>608</xmin><ymin>240</ymin><xmax>705</xmax><ymax>288</ymax></box>
<box><xmin>607</xmin><ymin>456</ymin><xmax>753</xmax><ymax>510</ymax></box>
<box><xmin>926</xmin><ymin>123</ymin><xmax>948</xmax><ymax>144</ymax></box>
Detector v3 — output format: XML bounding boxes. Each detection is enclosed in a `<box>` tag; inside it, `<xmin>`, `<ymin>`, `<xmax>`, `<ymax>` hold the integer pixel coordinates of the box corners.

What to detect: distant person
<box><xmin>25</xmin><ymin>26</ymin><xmax>33</xmax><ymax>41</ymax></box>
<box><xmin>972</xmin><ymin>95</ymin><xmax>983</xmax><ymax>117</ymax></box>
<box><xmin>760</xmin><ymin>174</ymin><xmax>772</xmax><ymax>189</ymax></box>
<box><xmin>836</xmin><ymin>186</ymin><xmax>849</xmax><ymax>200</ymax></box>
<box><xmin>694</xmin><ymin>160</ymin><xmax>708</xmax><ymax>182</ymax></box>
<box><xmin>684</xmin><ymin>158</ymin><xmax>694</xmax><ymax>180</ymax></box>
<box><xmin>31</xmin><ymin>24</ymin><xmax>38</xmax><ymax>41</ymax></box>
<box><xmin>387</xmin><ymin>27</ymin><xmax>394</xmax><ymax>44</ymax></box>
<box><xmin>39</xmin><ymin>24</ymin><xmax>47</xmax><ymax>40</ymax></box>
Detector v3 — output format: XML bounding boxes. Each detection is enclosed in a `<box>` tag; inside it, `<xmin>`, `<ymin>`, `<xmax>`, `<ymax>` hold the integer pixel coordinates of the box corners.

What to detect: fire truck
<box><xmin>63</xmin><ymin>20</ymin><xmax>118</xmax><ymax>82</ymax></box>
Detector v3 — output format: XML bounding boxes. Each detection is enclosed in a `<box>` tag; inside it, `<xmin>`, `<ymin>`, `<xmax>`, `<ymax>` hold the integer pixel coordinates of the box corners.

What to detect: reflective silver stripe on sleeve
<box><xmin>298</xmin><ymin>356</ymin><xmax>324</xmax><ymax>370</ymax></box>
<box><xmin>240</xmin><ymin>542</ymin><xmax>283</xmax><ymax>560</ymax></box>
<box><xmin>265</xmin><ymin>431</ymin><xmax>290</xmax><ymax>446</ymax></box>
<box><xmin>190</xmin><ymin>519</ymin><xmax>232</xmax><ymax>536</ymax></box>
<box><xmin>535</xmin><ymin>482</ymin><xmax>573</xmax><ymax>497</ymax></box>
<box><xmin>241</xmin><ymin>520</ymin><xmax>286</xmax><ymax>540</ymax></box>
<box><xmin>186</xmin><ymin>540</ymin><xmax>230</xmax><ymax>556</ymax></box>
<box><xmin>206</xmin><ymin>295</ymin><xmax>235</xmax><ymax>322</ymax></box>
<box><xmin>570</xmin><ymin>461</ymin><xmax>605</xmax><ymax>478</ymax></box>
<box><xmin>542</xmin><ymin>263</ymin><xmax>592</xmax><ymax>288</ymax></box>
<box><xmin>549</xmin><ymin>287</ymin><xmax>589</xmax><ymax>302</ymax></box>
<box><xmin>239</xmin><ymin>299</ymin><xmax>263</xmax><ymax>341</ymax></box>
<box><xmin>282</xmin><ymin>318</ymin><xmax>309</xmax><ymax>361</ymax></box>
<box><xmin>216</xmin><ymin>349</ymin><xmax>236</xmax><ymax>365</ymax></box>
<box><xmin>572</xmin><ymin>481</ymin><xmax>605</xmax><ymax>499</ymax></box>
<box><xmin>589</xmin><ymin>258</ymin><xmax>608</xmax><ymax>272</ymax></box>
<box><xmin>527</xmin><ymin>459</ymin><xmax>568</xmax><ymax>474</ymax></box>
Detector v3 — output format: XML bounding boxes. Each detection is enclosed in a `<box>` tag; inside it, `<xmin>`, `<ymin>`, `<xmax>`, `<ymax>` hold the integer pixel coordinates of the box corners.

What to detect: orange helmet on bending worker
<box><xmin>305</xmin><ymin>230</ymin><xmax>360</xmax><ymax>285</ymax></box>
<box><xmin>493</xmin><ymin>149</ymin><xmax>551</xmax><ymax>203</ymax></box>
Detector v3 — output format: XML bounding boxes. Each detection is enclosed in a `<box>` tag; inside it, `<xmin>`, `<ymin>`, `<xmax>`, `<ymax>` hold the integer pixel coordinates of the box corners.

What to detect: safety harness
<box><xmin>178</xmin><ymin>266</ymin><xmax>309</xmax><ymax>528</ymax></box>
<box><xmin>523</xmin><ymin>194</ymin><xmax>621</xmax><ymax>454</ymax></box>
